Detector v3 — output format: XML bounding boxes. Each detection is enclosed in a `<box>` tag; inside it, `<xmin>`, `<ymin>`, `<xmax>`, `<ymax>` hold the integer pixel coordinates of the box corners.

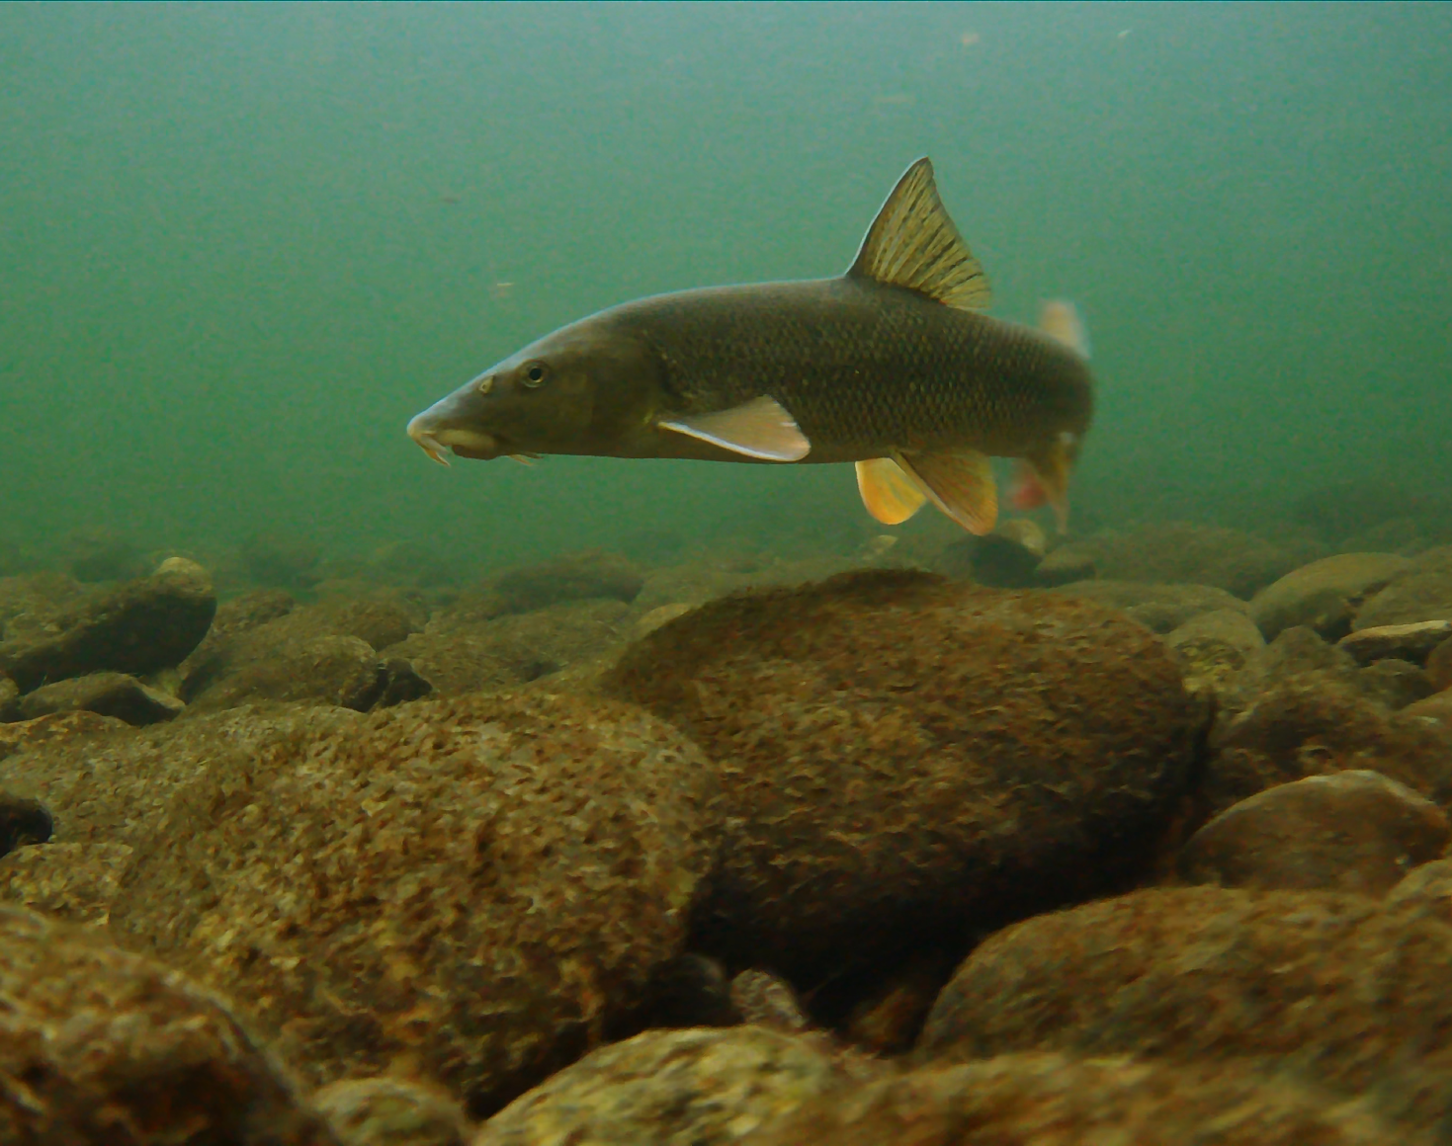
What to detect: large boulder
<box><xmin>606</xmin><ymin>570</ymin><xmax>1203</xmax><ymax>980</ymax></box>
<box><xmin>109</xmin><ymin>692</ymin><xmax>722</xmax><ymax>1116</ymax></box>
<box><xmin>15</xmin><ymin>670</ymin><xmax>185</xmax><ymax>726</ymax></box>
<box><xmin>0</xmin><ymin>558</ymin><xmax>215</xmax><ymax>693</ymax></box>
<box><xmin>918</xmin><ymin>886</ymin><xmax>1452</xmax><ymax>1138</ymax></box>
<box><xmin>0</xmin><ymin>905</ymin><xmax>336</xmax><ymax>1144</ymax></box>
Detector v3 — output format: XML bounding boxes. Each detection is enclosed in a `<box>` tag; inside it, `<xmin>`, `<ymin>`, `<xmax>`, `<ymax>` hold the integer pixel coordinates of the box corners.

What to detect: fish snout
<box><xmin>407</xmin><ymin>387</ymin><xmax>503</xmax><ymax>464</ymax></box>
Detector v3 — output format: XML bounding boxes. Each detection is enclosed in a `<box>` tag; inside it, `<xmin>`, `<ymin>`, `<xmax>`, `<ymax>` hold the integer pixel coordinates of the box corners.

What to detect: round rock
<box><xmin>1354</xmin><ymin>547</ymin><xmax>1452</xmax><ymax>630</ymax></box>
<box><xmin>314</xmin><ymin>1077</ymin><xmax>472</xmax><ymax>1146</ymax></box>
<box><xmin>476</xmin><ymin>1026</ymin><xmax>869</xmax><ymax>1146</ymax></box>
<box><xmin>110</xmin><ymin>692</ymin><xmax>721</xmax><ymax>1116</ymax></box>
<box><xmin>0</xmin><ymin>905</ymin><xmax>335</xmax><ymax>1144</ymax></box>
<box><xmin>606</xmin><ymin>570</ymin><xmax>1202</xmax><ymax>977</ymax></box>
<box><xmin>1249</xmin><ymin>553</ymin><xmax>1411</xmax><ymax>641</ymax></box>
<box><xmin>918</xmin><ymin>886</ymin><xmax>1452</xmax><ymax>1137</ymax></box>
<box><xmin>760</xmin><ymin>1052</ymin><xmax>1396</xmax><ymax>1146</ymax></box>
<box><xmin>1178</xmin><ymin>770</ymin><xmax>1449</xmax><ymax>895</ymax></box>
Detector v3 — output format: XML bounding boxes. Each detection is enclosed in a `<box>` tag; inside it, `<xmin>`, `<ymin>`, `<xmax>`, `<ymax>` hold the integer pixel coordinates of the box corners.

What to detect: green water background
<box><xmin>2</xmin><ymin>2</ymin><xmax>1449</xmax><ymax>574</ymax></box>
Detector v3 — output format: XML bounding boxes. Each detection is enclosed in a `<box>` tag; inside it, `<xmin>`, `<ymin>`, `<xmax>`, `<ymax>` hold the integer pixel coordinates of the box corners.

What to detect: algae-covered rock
<box><xmin>1430</xmin><ymin>636</ymin><xmax>1452</xmax><ymax>691</ymax></box>
<box><xmin>475</xmin><ymin>1026</ymin><xmax>871</xmax><ymax>1146</ymax></box>
<box><xmin>0</xmin><ymin>704</ymin><xmax>358</xmax><ymax>845</ymax></box>
<box><xmin>16</xmin><ymin>669</ymin><xmax>185</xmax><ymax>725</ymax></box>
<box><xmin>0</xmin><ymin>558</ymin><xmax>216</xmax><ymax>692</ymax></box>
<box><xmin>1250</xmin><ymin>552</ymin><xmax>1411</xmax><ymax>640</ymax></box>
<box><xmin>607</xmin><ymin>570</ymin><xmax>1201</xmax><ymax>978</ymax></box>
<box><xmin>759</xmin><ymin>1052</ymin><xmax>1398</xmax><ymax>1146</ymax></box>
<box><xmin>110</xmin><ymin>692</ymin><xmax>721</xmax><ymax>1115</ymax></box>
<box><xmin>1165</xmin><ymin>607</ymin><xmax>1265</xmax><ymax>698</ymax></box>
<box><xmin>1179</xmin><ymin>770</ymin><xmax>1449</xmax><ymax>895</ymax></box>
<box><xmin>1205</xmin><ymin>674</ymin><xmax>1452</xmax><ymax>814</ymax></box>
<box><xmin>0</xmin><ymin>840</ymin><xmax>133</xmax><ymax>925</ymax></box>
<box><xmin>0</xmin><ymin>708</ymin><xmax>125</xmax><ymax>762</ymax></box>
<box><xmin>314</xmin><ymin>1077</ymin><xmax>472</xmax><ymax>1146</ymax></box>
<box><xmin>0</xmin><ymin>904</ymin><xmax>337</xmax><ymax>1144</ymax></box>
<box><xmin>1339</xmin><ymin>619</ymin><xmax>1452</xmax><ymax>665</ymax></box>
<box><xmin>918</xmin><ymin>886</ymin><xmax>1452</xmax><ymax>1137</ymax></box>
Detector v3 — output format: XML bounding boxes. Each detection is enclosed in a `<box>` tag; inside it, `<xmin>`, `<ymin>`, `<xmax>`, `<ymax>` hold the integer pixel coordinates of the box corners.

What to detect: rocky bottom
<box><xmin>0</xmin><ymin>515</ymin><xmax>1450</xmax><ymax>1143</ymax></box>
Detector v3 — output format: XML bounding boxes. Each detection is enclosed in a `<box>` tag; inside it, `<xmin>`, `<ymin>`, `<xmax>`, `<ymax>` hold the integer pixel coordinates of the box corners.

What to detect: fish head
<box><xmin>407</xmin><ymin>314</ymin><xmax>661</xmax><ymax>463</ymax></box>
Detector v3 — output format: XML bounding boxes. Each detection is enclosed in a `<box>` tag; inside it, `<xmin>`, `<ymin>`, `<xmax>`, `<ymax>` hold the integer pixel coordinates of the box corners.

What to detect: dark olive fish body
<box><xmin>601</xmin><ymin>276</ymin><xmax>1091</xmax><ymax>464</ymax></box>
<box><xmin>408</xmin><ymin>158</ymin><xmax>1095</xmax><ymax>534</ymax></box>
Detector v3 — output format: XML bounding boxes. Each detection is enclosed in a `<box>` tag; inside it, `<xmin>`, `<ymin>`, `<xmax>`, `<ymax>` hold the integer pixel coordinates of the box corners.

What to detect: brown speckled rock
<box><xmin>729</xmin><ymin>969</ymin><xmax>811</xmax><ymax>1033</ymax></box>
<box><xmin>1205</xmin><ymin>674</ymin><xmax>1452</xmax><ymax>814</ymax></box>
<box><xmin>1387</xmin><ymin>858</ymin><xmax>1452</xmax><ymax>926</ymax></box>
<box><xmin>0</xmin><ymin>708</ymin><xmax>127</xmax><ymax>762</ymax></box>
<box><xmin>489</xmin><ymin>551</ymin><xmax>644</xmax><ymax>616</ymax></box>
<box><xmin>475</xmin><ymin>1026</ymin><xmax>874</xmax><ymax>1146</ymax></box>
<box><xmin>1165</xmin><ymin>607</ymin><xmax>1265</xmax><ymax>699</ymax></box>
<box><xmin>1403</xmin><ymin>689</ymin><xmax>1452</xmax><ymax>729</ymax></box>
<box><xmin>0</xmin><ymin>672</ymin><xmax>15</xmax><ymax>721</ymax></box>
<box><xmin>918</xmin><ymin>886</ymin><xmax>1452</xmax><ymax>1136</ymax></box>
<box><xmin>1179</xmin><ymin>770</ymin><xmax>1449</xmax><ymax>894</ymax></box>
<box><xmin>758</xmin><ymin>1052</ymin><xmax>1397</xmax><ymax>1146</ymax></box>
<box><xmin>110</xmin><ymin>692</ymin><xmax>721</xmax><ymax>1116</ymax></box>
<box><xmin>0</xmin><ymin>841</ymin><xmax>133</xmax><ymax>925</ymax></box>
<box><xmin>390</xmin><ymin>599</ymin><xmax>633</xmax><ymax>697</ymax></box>
<box><xmin>607</xmin><ymin>571</ymin><xmax>1201</xmax><ymax>978</ymax></box>
<box><xmin>0</xmin><ymin>558</ymin><xmax>216</xmax><ymax>693</ymax></box>
<box><xmin>314</xmin><ymin>1077</ymin><xmax>472</xmax><ymax>1146</ymax></box>
<box><xmin>17</xmin><ymin>669</ymin><xmax>185</xmax><ymax>725</ymax></box>
<box><xmin>1250</xmin><ymin>552</ymin><xmax>1411</xmax><ymax>640</ymax></box>
<box><xmin>0</xmin><ymin>905</ymin><xmax>336</xmax><ymax>1144</ymax></box>
<box><xmin>1</xmin><ymin>704</ymin><xmax>359</xmax><ymax>845</ymax></box>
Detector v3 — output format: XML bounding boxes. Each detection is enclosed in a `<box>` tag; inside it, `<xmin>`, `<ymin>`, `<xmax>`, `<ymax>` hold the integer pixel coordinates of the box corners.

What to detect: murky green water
<box><xmin>3</xmin><ymin>2</ymin><xmax>1449</xmax><ymax>575</ymax></box>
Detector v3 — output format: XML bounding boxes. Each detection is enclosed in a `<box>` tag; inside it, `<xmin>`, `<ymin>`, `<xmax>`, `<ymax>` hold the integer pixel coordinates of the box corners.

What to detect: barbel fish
<box><xmin>407</xmin><ymin>158</ymin><xmax>1093</xmax><ymax>534</ymax></box>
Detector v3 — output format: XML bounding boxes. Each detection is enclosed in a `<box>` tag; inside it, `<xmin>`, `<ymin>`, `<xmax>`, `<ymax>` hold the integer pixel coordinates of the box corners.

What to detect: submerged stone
<box><xmin>607</xmin><ymin>570</ymin><xmax>1202</xmax><ymax>981</ymax></box>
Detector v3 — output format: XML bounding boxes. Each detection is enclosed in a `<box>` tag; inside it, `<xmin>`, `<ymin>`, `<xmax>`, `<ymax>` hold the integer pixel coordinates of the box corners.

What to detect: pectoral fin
<box><xmin>659</xmin><ymin>396</ymin><xmax>810</xmax><ymax>461</ymax></box>
<box><xmin>1039</xmin><ymin>299</ymin><xmax>1091</xmax><ymax>358</ymax></box>
<box><xmin>894</xmin><ymin>447</ymin><xmax>998</xmax><ymax>535</ymax></box>
<box><xmin>855</xmin><ymin>457</ymin><xmax>927</xmax><ymax>525</ymax></box>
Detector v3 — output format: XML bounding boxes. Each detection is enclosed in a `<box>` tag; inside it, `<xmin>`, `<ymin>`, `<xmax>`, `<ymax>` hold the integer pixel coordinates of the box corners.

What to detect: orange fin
<box><xmin>1039</xmin><ymin>300</ymin><xmax>1090</xmax><ymax>359</ymax></box>
<box><xmin>659</xmin><ymin>395</ymin><xmax>810</xmax><ymax>461</ymax></box>
<box><xmin>894</xmin><ymin>447</ymin><xmax>998</xmax><ymax>535</ymax></box>
<box><xmin>1025</xmin><ymin>435</ymin><xmax>1078</xmax><ymax>532</ymax></box>
<box><xmin>855</xmin><ymin>457</ymin><xmax>927</xmax><ymax>525</ymax></box>
<box><xmin>1009</xmin><ymin>460</ymin><xmax>1047</xmax><ymax>511</ymax></box>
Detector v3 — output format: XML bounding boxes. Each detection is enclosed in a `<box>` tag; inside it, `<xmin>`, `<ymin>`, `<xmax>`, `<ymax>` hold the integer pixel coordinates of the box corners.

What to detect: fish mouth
<box><xmin>407</xmin><ymin>415</ymin><xmax>502</xmax><ymax>465</ymax></box>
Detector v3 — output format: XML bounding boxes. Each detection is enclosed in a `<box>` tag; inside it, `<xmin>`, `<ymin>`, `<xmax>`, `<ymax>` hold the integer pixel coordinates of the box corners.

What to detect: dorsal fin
<box><xmin>847</xmin><ymin>157</ymin><xmax>991</xmax><ymax>310</ymax></box>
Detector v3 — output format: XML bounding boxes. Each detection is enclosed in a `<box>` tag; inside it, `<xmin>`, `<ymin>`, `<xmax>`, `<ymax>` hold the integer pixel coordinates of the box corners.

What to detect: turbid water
<box><xmin>3</xmin><ymin>2</ymin><xmax>1449</xmax><ymax>577</ymax></box>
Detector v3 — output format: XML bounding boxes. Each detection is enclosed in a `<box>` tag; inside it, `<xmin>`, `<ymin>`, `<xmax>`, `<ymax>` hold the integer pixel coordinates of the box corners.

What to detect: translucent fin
<box><xmin>855</xmin><ymin>457</ymin><xmax>928</xmax><ymax>525</ymax></box>
<box><xmin>1009</xmin><ymin>459</ymin><xmax>1047</xmax><ymax>511</ymax></box>
<box><xmin>1024</xmin><ymin>434</ymin><xmax>1079</xmax><ymax>532</ymax></box>
<box><xmin>894</xmin><ymin>447</ymin><xmax>998</xmax><ymax>535</ymax></box>
<box><xmin>1039</xmin><ymin>299</ymin><xmax>1090</xmax><ymax>358</ymax></box>
<box><xmin>659</xmin><ymin>395</ymin><xmax>810</xmax><ymax>461</ymax></box>
<box><xmin>847</xmin><ymin>157</ymin><xmax>992</xmax><ymax>311</ymax></box>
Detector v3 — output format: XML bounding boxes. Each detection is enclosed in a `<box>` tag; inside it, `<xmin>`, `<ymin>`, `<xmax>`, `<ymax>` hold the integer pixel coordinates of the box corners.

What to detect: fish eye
<box><xmin>477</xmin><ymin>375</ymin><xmax>494</xmax><ymax>395</ymax></box>
<box><xmin>520</xmin><ymin>361</ymin><xmax>549</xmax><ymax>389</ymax></box>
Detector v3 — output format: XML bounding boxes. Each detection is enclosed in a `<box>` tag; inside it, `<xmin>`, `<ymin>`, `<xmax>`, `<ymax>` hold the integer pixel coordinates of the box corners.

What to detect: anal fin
<box><xmin>659</xmin><ymin>395</ymin><xmax>810</xmax><ymax>461</ymax></box>
<box><xmin>855</xmin><ymin>457</ymin><xmax>927</xmax><ymax>525</ymax></box>
<box><xmin>894</xmin><ymin>447</ymin><xmax>998</xmax><ymax>535</ymax></box>
<box><xmin>1024</xmin><ymin>435</ymin><xmax>1078</xmax><ymax>532</ymax></box>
